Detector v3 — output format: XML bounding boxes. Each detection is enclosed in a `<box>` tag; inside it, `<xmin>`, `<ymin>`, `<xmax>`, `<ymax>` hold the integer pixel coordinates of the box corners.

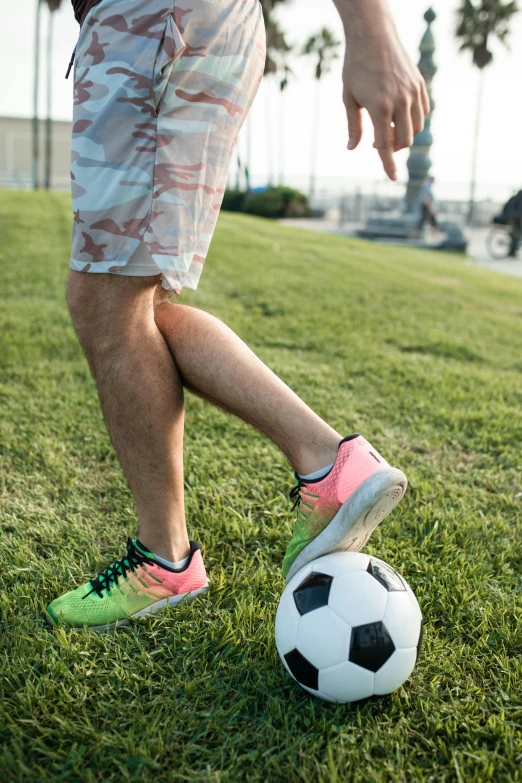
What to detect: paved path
<box><xmin>279</xmin><ymin>219</ymin><xmax>522</xmax><ymax>279</ymax></box>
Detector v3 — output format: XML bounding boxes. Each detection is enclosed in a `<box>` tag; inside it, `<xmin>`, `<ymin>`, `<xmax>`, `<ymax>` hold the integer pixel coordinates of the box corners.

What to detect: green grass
<box><xmin>0</xmin><ymin>190</ymin><xmax>521</xmax><ymax>783</ymax></box>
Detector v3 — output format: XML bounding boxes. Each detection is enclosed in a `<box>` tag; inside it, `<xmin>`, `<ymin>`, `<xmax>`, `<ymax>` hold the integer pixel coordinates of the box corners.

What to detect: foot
<box><xmin>282</xmin><ymin>434</ymin><xmax>407</xmax><ymax>582</ymax></box>
<box><xmin>46</xmin><ymin>538</ymin><xmax>209</xmax><ymax>630</ymax></box>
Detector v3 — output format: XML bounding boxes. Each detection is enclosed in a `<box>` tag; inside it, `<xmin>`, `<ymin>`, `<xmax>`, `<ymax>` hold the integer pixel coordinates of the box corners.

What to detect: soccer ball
<box><xmin>275</xmin><ymin>552</ymin><xmax>423</xmax><ymax>703</ymax></box>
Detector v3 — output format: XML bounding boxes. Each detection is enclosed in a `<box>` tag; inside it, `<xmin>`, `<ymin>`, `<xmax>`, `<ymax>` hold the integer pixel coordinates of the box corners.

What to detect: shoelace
<box><xmin>289</xmin><ymin>476</ymin><xmax>307</xmax><ymax>513</ymax></box>
<box><xmin>83</xmin><ymin>538</ymin><xmax>155</xmax><ymax>599</ymax></box>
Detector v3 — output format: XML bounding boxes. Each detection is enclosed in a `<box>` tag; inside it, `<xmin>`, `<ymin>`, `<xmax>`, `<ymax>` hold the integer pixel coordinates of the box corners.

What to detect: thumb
<box><xmin>345</xmin><ymin>94</ymin><xmax>362</xmax><ymax>150</ymax></box>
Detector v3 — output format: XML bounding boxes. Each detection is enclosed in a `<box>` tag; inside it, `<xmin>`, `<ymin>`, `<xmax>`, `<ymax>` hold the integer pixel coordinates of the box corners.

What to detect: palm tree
<box><xmin>260</xmin><ymin>0</ymin><xmax>293</xmax><ymax>77</ymax></box>
<box><xmin>278</xmin><ymin>63</ymin><xmax>293</xmax><ymax>185</ymax></box>
<box><xmin>44</xmin><ymin>0</ymin><xmax>64</xmax><ymax>190</ymax></box>
<box><xmin>258</xmin><ymin>1</ymin><xmax>292</xmax><ymax>186</ymax></box>
<box><xmin>455</xmin><ymin>0</ymin><xmax>519</xmax><ymax>223</ymax></box>
<box><xmin>231</xmin><ymin>0</ymin><xmax>293</xmax><ymax>189</ymax></box>
<box><xmin>302</xmin><ymin>27</ymin><xmax>341</xmax><ymax>198</ymax></box>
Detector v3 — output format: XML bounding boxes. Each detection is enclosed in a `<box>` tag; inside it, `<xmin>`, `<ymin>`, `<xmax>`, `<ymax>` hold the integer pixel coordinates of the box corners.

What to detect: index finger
<box><xmin>370</xmin><ymin>105</ymin><xmax>397</xmax><ymax>181</ymax></box>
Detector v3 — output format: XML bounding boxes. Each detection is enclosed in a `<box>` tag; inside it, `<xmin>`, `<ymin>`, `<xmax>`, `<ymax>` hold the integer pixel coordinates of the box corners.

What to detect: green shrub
<box><xmin>243</xmin><ymin>189</ymin><xmax>284</xmax><ymax>218</ymax></box>
<box><xmin>242</xmin><ymin>186</ymin><xmax>310</xmax><ymax>219</ymax></box>
<box><xmin>221</xmin><ymin>189</ymin><xmax>247</xmax><ymax>212</ymax></box>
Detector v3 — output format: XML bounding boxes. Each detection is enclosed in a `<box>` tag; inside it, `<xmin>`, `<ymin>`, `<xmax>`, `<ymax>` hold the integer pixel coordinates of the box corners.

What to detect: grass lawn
<box><xmin>0</xmin><ymin>191</ymin><xmax>521</xmax><ymax>783</ymax></box>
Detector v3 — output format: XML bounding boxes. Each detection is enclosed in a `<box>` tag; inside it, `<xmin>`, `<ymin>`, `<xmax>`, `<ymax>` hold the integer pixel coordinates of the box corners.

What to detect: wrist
<box><xmin>334</xmin><ymin>0</ymin><xmax>397</xmax><ymax>42</ymax></box>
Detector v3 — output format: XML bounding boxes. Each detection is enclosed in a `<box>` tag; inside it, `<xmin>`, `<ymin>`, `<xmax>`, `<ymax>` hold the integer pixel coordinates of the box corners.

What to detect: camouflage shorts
<box><xmin>70</xmin><ymin>0</ymin><xmax>265</xmax><ymax>294</ymax></box>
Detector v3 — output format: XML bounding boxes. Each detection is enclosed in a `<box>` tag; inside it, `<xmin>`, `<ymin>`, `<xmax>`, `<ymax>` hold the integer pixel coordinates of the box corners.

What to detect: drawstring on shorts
<box><xmin>65</xmin><ymin>45</ymin><xmax>77</xmax><ymax>79</ymax></box>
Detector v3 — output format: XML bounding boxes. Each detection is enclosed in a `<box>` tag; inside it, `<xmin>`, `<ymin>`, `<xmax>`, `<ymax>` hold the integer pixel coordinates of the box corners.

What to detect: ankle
<box><xmin>138</xmin><ymin>535</ymin><xmax>191</xmax><ymax>563</ymax></box>
<box><xmin>292</xmin><ymin>439</ymin><xmax>342</xmax><ymax>477</ymax></box>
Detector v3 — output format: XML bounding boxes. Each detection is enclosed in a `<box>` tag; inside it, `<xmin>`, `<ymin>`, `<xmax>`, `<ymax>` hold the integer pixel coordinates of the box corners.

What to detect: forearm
<box><xmin>331</xmin><ymin>0</ymin><xmax>399</xmax><ymax>41</ymax></box>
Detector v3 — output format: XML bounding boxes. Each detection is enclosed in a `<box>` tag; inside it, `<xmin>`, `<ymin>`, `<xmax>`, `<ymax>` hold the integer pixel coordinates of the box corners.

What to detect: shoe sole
<box><xmin>45</xmin><ymin>582</ymin><xmax>210</xmax><ymax>632</ymax></box>
<box><xmin>285</xmin><ymin>468</ymin><xmax>407</xmax><ymax>583</ymax></box>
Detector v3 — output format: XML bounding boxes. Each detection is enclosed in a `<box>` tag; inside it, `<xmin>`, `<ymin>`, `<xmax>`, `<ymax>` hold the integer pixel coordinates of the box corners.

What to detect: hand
<box><xmin>340</xmin><ymin>4</ymin><xmax>430</xmax><ymax>180</ymax></box>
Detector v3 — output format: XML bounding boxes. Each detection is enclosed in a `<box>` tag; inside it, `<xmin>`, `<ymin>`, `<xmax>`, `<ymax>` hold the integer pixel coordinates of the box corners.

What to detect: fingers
<box><xmin>345</xmin><ymin>94</ymin><xmax>363</xmax><ymax>151</ymax></box>
<box><xmin>411</xmin><ymin>95</ymin><xmax>425</xmax><ymax>137</ymax></box>
<box><xmin>392</xmin><ymin>101</ymin><xmax>414</xmax><ymax>151</ymax></box>
<box><xmin>411</xmin><ymin>80</ymin><xmax>430</xmax><ymax>139</ymax></box>
<box><xmin>420</xmin><ymin>79</ymin><xmax>430</xmax><ymax>116</ymax></box>
<box><xmin>371</xmin><ymin>101</ymin><xmax>396</xmax><ymax>181</ymax></box>
<box><xmin>349</xmin><ymin>78</ymin><xmax>430</xmax><ymax>181</ymax></box>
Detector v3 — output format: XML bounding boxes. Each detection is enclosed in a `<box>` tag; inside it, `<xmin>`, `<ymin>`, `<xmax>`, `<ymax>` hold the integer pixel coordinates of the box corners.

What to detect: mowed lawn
<box><xmin>0</xmin><ymin>191</ymin><xmax>521</xmax><ymax>783</ymax></box>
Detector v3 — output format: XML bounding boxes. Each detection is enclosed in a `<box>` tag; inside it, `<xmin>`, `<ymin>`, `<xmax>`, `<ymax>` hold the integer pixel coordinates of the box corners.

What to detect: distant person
<box><xmin>497</xmin><ymin>189</ymin><xmax>522</xmax><ymax>257</ymax></box>
<box><xmin>47</xmin><ymin>0</ymin><xmax>430</xmax><ymax>630</ymax></box>
<box><xmin>410</xmin><ymin>176</ymin><xmax>440</xmax><ymax>238</ymax></box>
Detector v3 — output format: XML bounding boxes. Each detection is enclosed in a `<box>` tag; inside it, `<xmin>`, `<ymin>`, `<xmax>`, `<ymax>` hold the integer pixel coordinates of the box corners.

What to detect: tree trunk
<box><xmin>235</xmin><ymin>147</ymin><xmax>241</xmax><ymax>190</ymax></box>
<box><xmin>245</xmin><ymin>113</ymin><xmax>252</xmax><ymax>191</ymax></box>
<box><xmin>265</xmin><ymin>81</ymin><xmax>274</xmax><ymax>186</ymax></box>
<box><xmin>467</xmin><ymin>68</ymin><xmax>485</xmax><ymax>225</ymax></box>
<box><xmin>308</xmin><ymin>79</ymin><xmax>321</xmax><ymax>198</ymax></box>
<box><xmin>33</xmin><ymin>0</ymin><xmax>42</xmax><ymax>190</ymax></box>
<box><xmin>45</xmin><ymin>9</ymin><xmax>54</xmax><ymax>190</ymax></box>
<box><xmin>278</xmin><ymin>88</ymin><xmax>285</xmax><ymax>186</ymax></box>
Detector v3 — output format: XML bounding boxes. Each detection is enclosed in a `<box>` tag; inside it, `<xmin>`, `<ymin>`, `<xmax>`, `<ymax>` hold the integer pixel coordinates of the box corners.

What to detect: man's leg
<box><xmin>153</xmin><ymin>293</ymin><xmax>344</xmax><ymax>476</ymax></box>
<box><xmin>515</xmin><ymin>219</ymin><xmax>522</xmax><ymax>255</ymax></box>
<box><xmin>508</xmin><ymin>219</ymin><xmax>521</xmax><ymax>257</ymax></box>
<box><xmin>430</xmin><ymin>211</ymin><xmax>441</xmax><ymax>236</ymax></box>
<box><xmin>152</xmin><ymin>292</ymin><xmax>407</xmax><ymax>583</ymax></box>
<box><xmin>66</xmin><ymin>270</ymin><xmax>189</xmax><ymax>562</ymax></box>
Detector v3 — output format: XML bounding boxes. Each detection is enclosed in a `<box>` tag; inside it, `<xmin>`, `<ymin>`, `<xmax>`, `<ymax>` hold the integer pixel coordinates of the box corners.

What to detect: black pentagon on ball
<box><xmin>284</xmin><ymin>648</ymin><xmax>319</xmax><ymax>690</ymax></box>
<box><xmin>349</xmin><ymin>621</ymin><xmax>395</xmax><ymax>672</ymax></box>
<box><xmin>293</xmin><ymin>572</ymin><xmax>333</xmax><ymax>616</ymax></box>
<box><xmin>367</xmin><ymin>558</ymin><xmax>406</xmax><ymax>592</ymax></box>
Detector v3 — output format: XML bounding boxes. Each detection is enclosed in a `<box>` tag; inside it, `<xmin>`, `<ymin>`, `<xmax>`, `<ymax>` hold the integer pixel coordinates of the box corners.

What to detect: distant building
<box><xmin>0</xmin><ymin>116</ymin><xmax>71</xmax><ymax>190</ymax></box>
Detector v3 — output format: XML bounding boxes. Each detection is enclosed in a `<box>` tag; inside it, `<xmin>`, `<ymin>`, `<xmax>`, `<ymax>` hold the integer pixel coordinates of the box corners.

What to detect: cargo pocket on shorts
<box><xmin>151</xmin><ymin>12</ymin><xmax>186</xmax><ymax>117</ymax></box>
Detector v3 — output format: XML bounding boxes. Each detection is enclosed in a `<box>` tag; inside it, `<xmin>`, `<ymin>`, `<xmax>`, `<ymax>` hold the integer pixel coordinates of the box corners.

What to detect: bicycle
<box><xmin>486</xmin><ymin>223</ymin><xmax>520</xmax><ymax>260</ymax></box>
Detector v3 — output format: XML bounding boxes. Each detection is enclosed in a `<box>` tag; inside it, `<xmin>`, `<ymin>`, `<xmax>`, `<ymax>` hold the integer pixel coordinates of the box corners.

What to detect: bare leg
<box><xmin>66</xmin><ymin>270</ymin><xmax>189</xmax><ymax>562</ymax></box>
<box><xmin>153</xmin><ymin>294</ymin><xmax>343</xmax><ymax>476</ymax></box>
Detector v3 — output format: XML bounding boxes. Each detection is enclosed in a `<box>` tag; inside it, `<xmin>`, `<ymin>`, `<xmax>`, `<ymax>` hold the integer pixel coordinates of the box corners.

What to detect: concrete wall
<box><xmin>0</xmin><ymin>116</ymin><xmax>71</xmax><ymax>190</ymax></box>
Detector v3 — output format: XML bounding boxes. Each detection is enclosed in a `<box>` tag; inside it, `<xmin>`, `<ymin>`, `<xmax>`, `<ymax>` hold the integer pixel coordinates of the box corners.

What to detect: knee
<box><xmin>65</xmin><ymin>270</ymin><xmax>118</xmax><ymax>348</ymax></box>
<box><xmin>153</xmin><ymin>288</ymin><xmax>187</xmax><ymax>335</ymax></box>
<box><xmin>65</xmin><ymin>269</ymin><xmax>83</xmax><ymax>319</ymax></box>
<box><xmin>65</xmin><ymin>270</ymin><xmax>158</xmax><ymax>357</ymax></box>
<box><xmin>152</xmin><ymin>284</ymin><xmax>173</xmax><ymax>313</ymax></box>
<box><xmin>65</xmin><ymin>271</ymin><xmax>97</xmax><ymax>346</ymax></box>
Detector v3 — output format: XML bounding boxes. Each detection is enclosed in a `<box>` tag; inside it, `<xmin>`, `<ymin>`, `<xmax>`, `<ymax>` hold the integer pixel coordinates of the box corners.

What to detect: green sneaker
<box><xmin>282</xmin><ymin>435</ymin><xmax>407</xmax><ymax>582</ymax></box>
<box><xmin>46</xmin><ymin>538</ymin><xmax>209</xmax><ymax>630</ymax></box>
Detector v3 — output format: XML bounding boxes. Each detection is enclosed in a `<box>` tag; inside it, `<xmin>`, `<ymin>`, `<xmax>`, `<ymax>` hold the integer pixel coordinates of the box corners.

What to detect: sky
<box><xmin>1</xmin><ymin>0</ymin><xmax>521</xmax><ymax>201</ymax></box>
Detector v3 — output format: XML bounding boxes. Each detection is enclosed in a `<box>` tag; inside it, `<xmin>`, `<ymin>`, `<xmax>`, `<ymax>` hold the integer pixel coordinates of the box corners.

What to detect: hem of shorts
<box><xmin>161</xmin><ymin>276</ymin><xmax>199</xmax><ymax>293</ymax></box>
<box><xmin>69</xmin><ymin>257</ymin><xmax>200</xmax><ymax>294</ymax></box>
<box><xmin>114</xmin><ymin>264</ymin><xmax>163</xmax><ymax>276</ymax></box>
<box><xmin>70</xmin><ymin>257</ymin><xmax>162</xmax><ymax>277</ymax></box>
